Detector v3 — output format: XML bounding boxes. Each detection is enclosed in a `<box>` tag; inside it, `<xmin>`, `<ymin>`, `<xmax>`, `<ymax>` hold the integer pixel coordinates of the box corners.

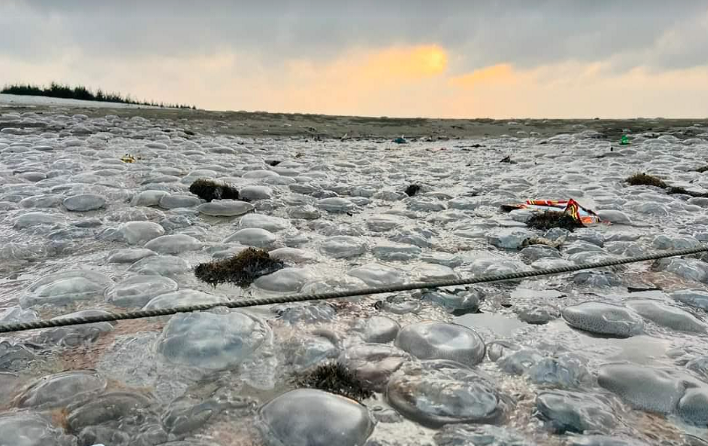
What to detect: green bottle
<box><xmin>620</xmin><ymin>135</ymin><xmax>629</xmax><ymax>145</ymax></box>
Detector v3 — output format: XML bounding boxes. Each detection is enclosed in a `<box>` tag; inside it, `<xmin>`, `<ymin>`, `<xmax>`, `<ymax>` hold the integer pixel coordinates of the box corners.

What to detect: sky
<box><xmin>1</xmin><ymin>0</ymin><xmax>708</xmax><ymax>118</ymax></box>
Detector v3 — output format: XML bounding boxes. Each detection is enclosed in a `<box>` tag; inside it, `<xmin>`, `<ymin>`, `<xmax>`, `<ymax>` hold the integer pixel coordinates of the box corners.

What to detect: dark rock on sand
<box><xmin>188</xmin><ymin>178</ymin><xmax>240</xmax><ymax>202</ymax></box>
<box><xmin>405</xmin><ymin>184</ymin><xmax>422</xmax><ymax>197</ymax></box>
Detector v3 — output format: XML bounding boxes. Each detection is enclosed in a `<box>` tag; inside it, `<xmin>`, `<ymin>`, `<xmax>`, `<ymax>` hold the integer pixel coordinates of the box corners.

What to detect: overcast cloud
<box><xmin>1</xmin><ymin>0</ymin><xmax>707</xmax><ymax>117</ymax></box>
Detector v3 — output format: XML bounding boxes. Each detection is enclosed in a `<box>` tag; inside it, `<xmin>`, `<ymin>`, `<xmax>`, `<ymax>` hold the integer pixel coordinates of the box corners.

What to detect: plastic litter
<box><xmin>393</xmin><ymin>136</ymin><xmax>408</xmax><ymax>144</ymax></box>
<box><xmin>501</xmin><ymin>199</ymin><xmax>604</xmax><ymax>225</ymax></box>
<box><xmin>620</xmin><ymin>135</ymin><xmax>630</xmax><ymax>145</ymax></box>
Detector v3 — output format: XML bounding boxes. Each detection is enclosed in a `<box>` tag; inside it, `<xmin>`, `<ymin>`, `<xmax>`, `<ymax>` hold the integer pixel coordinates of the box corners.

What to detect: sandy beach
<box><xmin>3</xmin><ymin>95</ymin><xmax>707</xmax><ymax>141</ymax></box>
<box><xmin>1</xmin><ymin>99</ymin><xmax>708</xmax><ymax>446</ymax></box>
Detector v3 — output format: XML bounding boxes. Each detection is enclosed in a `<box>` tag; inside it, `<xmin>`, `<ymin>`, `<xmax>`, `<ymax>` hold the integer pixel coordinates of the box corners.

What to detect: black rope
<box><xmin>1</xmin><ymin>245</ymin><xmax>706</xmax><ymax>334</ymax></box>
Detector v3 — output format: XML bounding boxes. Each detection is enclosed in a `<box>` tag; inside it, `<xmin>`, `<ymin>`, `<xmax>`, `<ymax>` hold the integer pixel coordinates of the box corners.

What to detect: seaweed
<box><xmin>521</xmin><ymin>236</ymin><xmax>566</xmax><ymax>249</ymax></box>
<box><xmin>405</xmin><ymin>184</ymin><xmax>422</xmax><ymax>197</ymax></box>
<box><xmin>526</xmin><ymin>211</ymin><xmax>584</xmax><ymax>232</ymax></box>
<box><xmin>194</xmin><ymin>248</ymin><xmax>285</xmax><ymax>287</ymax></box>
<box><xmin>188</xmin><ymin>178</ymin><xmax>240</xmax><ymax>202</ymax></box>
<box><xmin>667</xmin><ymin>186</ymin><xmax>708</xmax><ymax>198</ymax></box>
<box><xmin>695</xmin><ymin>166</ymin><xmax>708</xmax><ymax>173</ymax></box>
<box><xmin>625</xmin><ymin>173</ymin><xmax>668</xmax><ymax>189</ymax></box>
<box><xmin>667</xmin><ymin>186</ymin><xmax>690</xmax><ymax>195</ymax></box>
<box><xmin>266</xmin><ymin>160</ymin><xmax>281</xmax><ymax>167</ymax></box>
<box><xmin>625</xmin><ymin>173</ymin><xmax>708</xmax><ymax>198</ymax></box>
<box><xmin>500</xmin><ymin>155</ymin><xmax>515</xmax><ymax>164</ymax></box>
<box><xmin>294</xmin><ymin>362</ymin><xmax>373</xmax><ymax>402</ymax></box>
<box><xmin>500</xmin><ymin>204</ymin><xmax>523</xmax><ymax>212</ymax></box>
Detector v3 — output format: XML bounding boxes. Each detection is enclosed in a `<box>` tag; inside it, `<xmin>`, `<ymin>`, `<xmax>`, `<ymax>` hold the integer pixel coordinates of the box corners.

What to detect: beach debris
<box><xmin>194</xmin><ymin>247</ymin><xmax>285</xmax><ymax>287</ymax></box>
<box><xmin>405</xmin><ymin>184</ymin><xmax>422</xmax><ymax>197</ymax></box>
<box><xmin>188</xmin><ymin>178</ymin><xmax>240</xmax><ymax>202</ymax></box>
<box><xmin>502</xmin><ymin>199</ymin><xmax>602</xmax><ymax>226</ymax></box>
<box><xmin>527</xmin><ymin>211</ymin><xmax>585</xmax><ymax>232</ymax></box>
<box><xmin>120</xmin><ymin>154</ymin><xmax>138</xmax><ymax>163</ymax></box>
<box><xmin>393</xmin><ymin>136</ymin><xmax>408</xmax><ymax>144</ymax></box>
<box><xmin>500</xmin><ymin>155</ymin><xmax>515</xmax><ymax>164</ymax></box>
<box><xmin>626</xmin><ymin>173</ymin><xmax>667</xmax><ymax>188</ymax></box>
<box><xmin>696</xmin><ymin>166</ymin><xmax>708</xmax><ymax>173</ymax></box>
<box><xmin>294</xmin><ymin>361</ymin><xmax>374</xmax><ymax>402</ymax></box>
<box><xmin>625</xmin><ymin>173</ymin><xmax>708</xmax><ymax>198</ymax></box>
<box><xmin>456</xmin><ymin>143</ymin><xmax>485</xmax><ymax>150</ymax></box>
<box><xmin>620</xmin><ymin>135</ymin><xmax>630</xmax><ymax>145</ymax></box>
<box><xmin>521</xmin><ymin>236</ymin><xmax>567</xmax><ymax>249</ymax></box>
<box><xmin>266</xmin><ymin>160</ymin><xmax>281</xmax><ymax>167</ymax></box>
<box><xmin>666</xmin><ymin>184</ymin><xmax>708</xmax><ymax>197</ymax></box>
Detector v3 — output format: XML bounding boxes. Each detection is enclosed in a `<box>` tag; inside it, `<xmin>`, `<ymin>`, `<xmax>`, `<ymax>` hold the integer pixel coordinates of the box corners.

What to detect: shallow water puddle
<box><xmin>547</xmin><ymin>319</ymin><xmax>673</xmax><ymax>366</ymax></box>
<box><xmin>455</xmin><ymin>312</ymin><xmax>528</xmax><ymax>337</ymax></box>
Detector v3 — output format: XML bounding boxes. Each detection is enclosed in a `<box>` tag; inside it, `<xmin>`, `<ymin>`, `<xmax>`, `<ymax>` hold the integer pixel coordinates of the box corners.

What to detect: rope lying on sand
<box><xmin>2</xmin><ymin>245</ymin><xmax>708</xmax><ymax>334</ymax></box>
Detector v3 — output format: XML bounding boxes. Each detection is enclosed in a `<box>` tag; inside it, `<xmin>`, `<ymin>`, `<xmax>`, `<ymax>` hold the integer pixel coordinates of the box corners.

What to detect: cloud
<box><xmin>253</xmin><ymin>45</ymin><xmax>450</xmax><ymax>115</ymax></box>
<box><xmin>449</xmin><ymin>64</ymin><xmax>516</xmax><ymax>88</ymax></box>
<box><xmin>444</xmin><ymin>62</ymin><xmax>708</xmax><ymax>119</ymax></box>
<box><xmin>2</xmin><ymin>42</ymin><xmax>707</xmax><ymax>119</ymax></box>
<box><xmin>2</xmin><ymin>0</ymin><xmax>707</xmax><ymax>72</ymax></box>
<box><xmin>1</xmin><ymin>1</ymin><xmax>708</xmax><ymax>117</ymax></box>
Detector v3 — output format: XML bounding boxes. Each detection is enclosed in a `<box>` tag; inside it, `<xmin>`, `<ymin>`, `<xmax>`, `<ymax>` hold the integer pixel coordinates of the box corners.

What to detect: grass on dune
<box><xmin>2</xmin><ymin>82</ymin><xmax>196</xmax><ymax>109</ymax></box>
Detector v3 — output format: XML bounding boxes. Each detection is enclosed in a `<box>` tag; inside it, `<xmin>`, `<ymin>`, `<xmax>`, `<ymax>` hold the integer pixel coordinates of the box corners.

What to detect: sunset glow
<box><xmin>1</xmin><ymin>1</ymin><xmax>707</xmax><ymax>118</ymax></box>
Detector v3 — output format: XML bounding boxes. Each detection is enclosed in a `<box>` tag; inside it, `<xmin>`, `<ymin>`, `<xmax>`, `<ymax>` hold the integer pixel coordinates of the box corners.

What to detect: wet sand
<box><xmin>2</xmin><ymin>101</ymin><xmax>707</xmax><ymax>141</ymax></box>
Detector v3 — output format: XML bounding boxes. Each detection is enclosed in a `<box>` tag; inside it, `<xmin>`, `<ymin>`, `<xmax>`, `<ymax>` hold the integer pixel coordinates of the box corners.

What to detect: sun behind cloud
<box><xmin>5</xmin><ymin>40</ymin><xmax>708</xmax><ymax>118</ymax></box>
<box><xmin>358</xmin><ymin>44</ymin><xmax>449</xmax><ymax>81</ymax></box>
<box><xmin>414</xmin><ymin>45</ymin><xmax>449</xmax><ymax>75</ymax></box>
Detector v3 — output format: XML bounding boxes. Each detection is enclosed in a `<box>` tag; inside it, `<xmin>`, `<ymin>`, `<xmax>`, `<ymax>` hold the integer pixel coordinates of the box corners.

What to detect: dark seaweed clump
<box><xmin>194</xmin><ymin>248</ymin><xmax>284</xmax><ymax>287</ymax></box>
<box><xmin>526</xmin><ymin>211</ymin><xmax>585</xmax><ymax>232</ymax></box>
<box><xmin>189</xmin><ymin>178</ymin><xmax>240</xmax><ymax>202</ymax></box>
<box><xmin>500</xmin><ymin>204</ymin><xmax>522</xmax><ymax>212</ymax></box>
<box><xmin>667</xmin><ymin>186</ymin><xmax>690</xmax><ymax>195</ymax></box>
<box><xmin>666</xmin><ymin>186</ymin><xmax>708</xmax><ymax>198</ymax></box>
<box><xmin>695</xmin><ymin>166</ymin><xmax>708</xmax><ymax>173</ymax></box>
<box><xmin>625</xmin><ymin>173</ymin><xmax>708</xmax><ymax>198</ymax></box>
<box><xmin>625</xmin><ymin>173</ymin><xmax>668</xmax><ymax>188</ymax></box>
<box><xmin>266</xmin><ymin>160</ymin><xmax>281</xmax><ymax>167</ymax></box>
<box><xmin>405</xmin><ymin>184</ymin><xmax>422</xmax><ymax>197</ymax></box>
<box><xmin>294</xmin><ymin>362</ymin><xmax>373</xmax><ymax>402</ymax></box>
